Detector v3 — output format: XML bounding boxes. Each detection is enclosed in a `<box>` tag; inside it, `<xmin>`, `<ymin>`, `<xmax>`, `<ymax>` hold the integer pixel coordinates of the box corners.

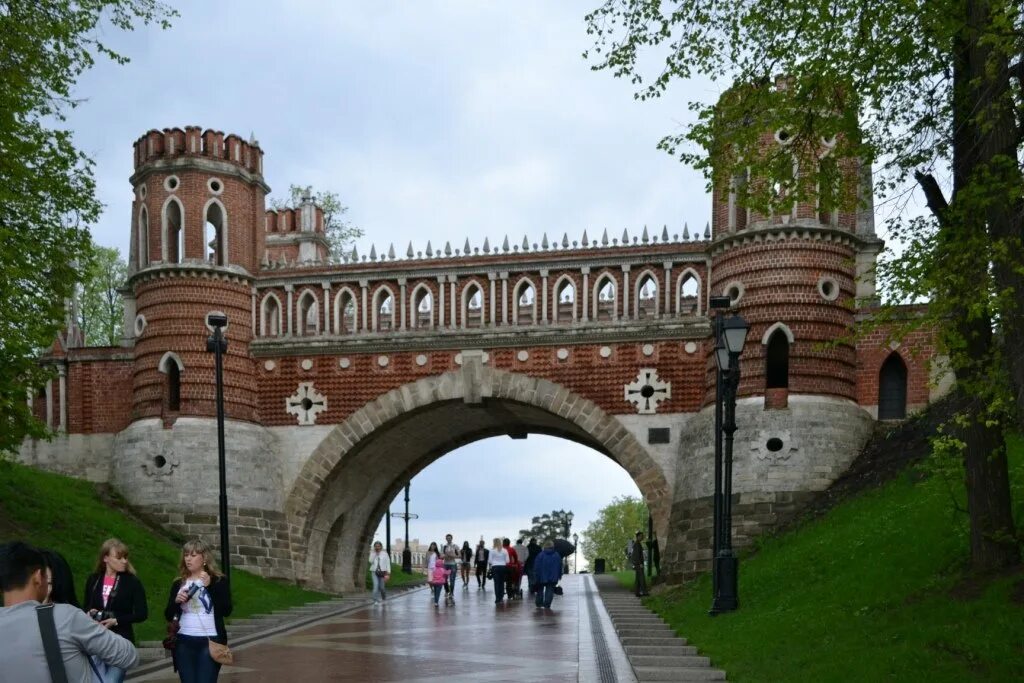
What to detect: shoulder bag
<box><xmin>36</xmin><ymin>604</ymin><xmax>69</xmax><ymax>683</ymax></box>
<box><xmin>194</xmin><ymin>583</ymin><xmax>234</xmax><ymax>666</ymax></box>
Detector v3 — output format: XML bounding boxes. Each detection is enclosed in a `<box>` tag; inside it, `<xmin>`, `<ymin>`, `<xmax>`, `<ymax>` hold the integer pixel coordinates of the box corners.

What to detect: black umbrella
<box><xmin>552</xmin><ymin>538</ymin><xmax>575</xmax><ymax>557</ymax></box>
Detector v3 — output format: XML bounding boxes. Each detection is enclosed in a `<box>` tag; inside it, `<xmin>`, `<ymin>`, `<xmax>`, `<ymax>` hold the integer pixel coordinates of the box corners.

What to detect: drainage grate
<box><xmin>586</xmin><ymin>579</ymin><xmax>619</xmax><ymax>682</ymax></box>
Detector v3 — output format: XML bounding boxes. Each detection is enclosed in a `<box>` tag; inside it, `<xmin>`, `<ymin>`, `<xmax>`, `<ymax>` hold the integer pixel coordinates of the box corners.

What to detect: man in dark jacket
<box><xmin>532</xmin><ymin>541</ymin><xmax>563</xmax><ymax>609</ymax></box>
<box><xmin>524</xmin><ymin>538</ymin><xmax>541</xmax><ymax>594</ymax></box>
<box><xmin>630</xmin><ymin>531</ymin><xmax>649</xmax><ymax>597</ymax></box>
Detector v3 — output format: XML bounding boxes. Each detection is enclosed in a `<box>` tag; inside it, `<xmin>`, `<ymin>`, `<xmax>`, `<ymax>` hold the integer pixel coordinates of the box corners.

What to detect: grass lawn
<box><xmin>363</xmin><ymin>568</ymin><xmax>426</xmax><ymax>591</ymax></box>
<box><xmin>638</xmin><ymin>435</ymin><xmax>1024</xmax><ymax>682</ymax></box>
<box><xmin>0</xmin><ymin>461</ymin><xmax>330</xmax><ymax>642</ymax></box>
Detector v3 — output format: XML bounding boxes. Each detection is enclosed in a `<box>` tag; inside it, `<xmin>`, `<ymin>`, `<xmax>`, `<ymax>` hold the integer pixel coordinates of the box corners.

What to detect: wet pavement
<box><xmin>134</xmin><ymin>574</ymin><xmax>634</xmax><ymax>682</ymax></box>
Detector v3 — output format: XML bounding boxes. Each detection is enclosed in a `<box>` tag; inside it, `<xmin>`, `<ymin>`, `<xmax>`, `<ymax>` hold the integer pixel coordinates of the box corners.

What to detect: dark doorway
<box><xmin>167</xmin><ymin>364</ymin><xmax>181</xmax><ymax>411</ymax></box>
<box><xmin>878</xmin><ymin>353</ymin><xmax>907</xmax><ymax>420</ymax></box>
<box><xmin>765</xmin><ymin>329</ymin><xmax>790</xmax><ymax>389</ymax></box>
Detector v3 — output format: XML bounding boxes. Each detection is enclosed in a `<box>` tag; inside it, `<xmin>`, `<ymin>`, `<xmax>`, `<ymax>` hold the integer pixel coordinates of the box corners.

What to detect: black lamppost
<box><xmin>391</xmin><ymin>484</ymin><xmax>417</xmax><ymax>573</ymax></box>
<box><xmin>205</xmin><ymin>313</ymin><xmax>230</xmax><ymax>583</ymax></box>
<box><xmin>572</xmin><ymin>533</ymin><xmax>579</xmax><ymax>573</ymax></box>
<box><xmin>562</xmin><ymin>511</ymin><xmax>574</xmax><ymax>574</ymax></box>
<box><xmin>708</xmin><ymin>295</ymin><xmax>732</xmax><ymax>605</ymax></box>
<box><xmin>710</xmin><ymin>312</ymin><xmax>749</xmax><ymax>615</ymax></box>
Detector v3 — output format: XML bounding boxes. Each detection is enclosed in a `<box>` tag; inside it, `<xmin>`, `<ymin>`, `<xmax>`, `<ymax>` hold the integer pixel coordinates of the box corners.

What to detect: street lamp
<box><xmin>711</xmin><ymin>312</ymin><xmax>749</xmax><ymax>615</ymax></box>
<box><xmin>708</xmin><ymin>295</ymin><xmax>731</xmax><ymax>605</ymax></box>
<box><xmin>572</xmin><ymin>533</ymin><xmax>579</xmax><ymax>574</ymax></box>
<box><xmin>205</xmin><ymin>313</ymin><xmax>230</xmax><ymax>583</ymax></box>
<box><xmin>390</xmin><ymin>484</ymin><xmax>418</xmax><ymax>573</ymax></box>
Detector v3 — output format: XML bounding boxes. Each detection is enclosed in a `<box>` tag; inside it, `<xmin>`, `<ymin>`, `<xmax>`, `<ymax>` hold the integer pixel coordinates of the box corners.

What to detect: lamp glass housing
<box><xmin>715</xmin><ymin>346</ymin><xmax>730</xmax><ymax>371</ymax></box>
<box><xmin>723</xmin><ymin>315</ymin><xmax>749</xmax><ymax>353</ymax></box>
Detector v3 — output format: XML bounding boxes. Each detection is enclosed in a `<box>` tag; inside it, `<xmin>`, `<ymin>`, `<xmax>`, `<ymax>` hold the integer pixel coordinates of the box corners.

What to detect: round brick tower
<box><xmin>114</xmin><ymin>128</ymin><xmax>286</xmax><ymax>558</ymax></box>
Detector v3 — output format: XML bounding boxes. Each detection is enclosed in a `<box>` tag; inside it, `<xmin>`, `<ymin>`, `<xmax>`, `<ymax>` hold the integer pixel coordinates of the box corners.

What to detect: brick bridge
<box><xmin>20</xmin><ymin>125</ymin><xmax>947</xmax><ymax>591</ymax></box>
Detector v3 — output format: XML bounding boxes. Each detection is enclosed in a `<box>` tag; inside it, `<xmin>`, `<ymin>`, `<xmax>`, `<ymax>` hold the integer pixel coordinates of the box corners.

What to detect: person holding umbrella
<box><xmin>532</xmin><ymin>541</ymin><xmax>563</xmax><ymax>610</ymax></box>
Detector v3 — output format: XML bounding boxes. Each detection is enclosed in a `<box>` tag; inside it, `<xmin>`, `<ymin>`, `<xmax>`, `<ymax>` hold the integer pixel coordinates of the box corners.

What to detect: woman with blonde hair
<box><xmin>164</xmin><ymin>538</ymin><xmax>232</xmax><ymax>683</ymax></box>
<box><xmin>83</xmin><ymin>538</ymin><xmax>148</xmax><ymax>682</ymax></box>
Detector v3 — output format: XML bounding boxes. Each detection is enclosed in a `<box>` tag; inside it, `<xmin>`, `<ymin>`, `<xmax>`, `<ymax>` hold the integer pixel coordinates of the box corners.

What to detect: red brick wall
<box><xmin>855</xmin><ymin>310</ymin><xmax>936</xmax><ymax>409</ymax></box>
<box><xmin>66</xmin><ymin>356</ymin><xmax>134</xmax><ymax>433</ymax></box>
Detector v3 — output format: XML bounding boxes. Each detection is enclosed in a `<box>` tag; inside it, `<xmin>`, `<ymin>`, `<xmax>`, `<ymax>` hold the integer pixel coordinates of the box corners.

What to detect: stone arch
<box><xmin>512</xmin><ymin>277</ymin><xmax>536</xmax><ymax>325</ymax></box>
<box><xmin>161</xmin><ymin>196</ymin><xmax>185</xmax><ymax>263</ymax></box>
<box><xmin>634</xmin><ymin>269</ymin><xmax>660</xmax><ymax>318</ymax></box>
<box><xmin>201</xmin><ymin>198</ymin><xmax>229</xmax><ymax>266</ymax></box>
<box><xmin>552</xmin><ymin>274</ymin><xmax>577</xmax><ymax>322</ymax></box>
<box><xmin>137</xmin><ymin>205</ymin><xmax>149</xmax><ymax>268</ymax></box>
<box><xmin>296</xmin><ymin>288</ymin><xmax>320</xmax><ymax>336</ymax></box>
<box><xmin>332</xmin><ymin>286</ymin><xmax>359</xmax><ymax>334</ymax></box>
<box><xmin>284</xmin><ymin>369</ymin><xmax>672</xmax><ymax>592</ymax></box>
<box><xmin>593</xmin><ymin>271</ymin><xmax>617</xmax><ymax>321</ymax></box>
<box><xmin>409</xmin><ymin>283</ymin><xmax>434</xmax><ymax>329</ymax></box>
<box><xmin>761</xmin><ymin>321</ymin><xmax>795</xmax><ymax>346</ymax></box>
<box><xmin>878</xmin><ymin>352</ymin><xmax>908</xmax><ymax>420</ymax></box>
<box><xmin>260</xmin><ymin>292</ymin><xmax>283</xmax><ymax>337</ymax></box>
<box><xmin>372</xmin><ymin>285</ymin><xmax>396</xmax><ymax>332</ymax></box>
<box><xmin>676</xmin><ymin>268</ymin><xmax>701</xmax><ymax>315</ymax></box>
<box><xmin>460</xmin><ymin>279</ymin><xmax>485</xmax><ymax>329</ymax></box>
<box><xmin>158</xmin><ymin>352</ymin><xmax>183</xmax><ymax>412</ymax></box>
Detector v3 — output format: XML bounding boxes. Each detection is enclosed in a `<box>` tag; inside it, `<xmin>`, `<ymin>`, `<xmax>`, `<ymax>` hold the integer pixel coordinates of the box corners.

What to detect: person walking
<box><xmin>0</xmin><ymin>541</ymin><xmax>138</xmax><ymax>683</ymax></box>
<box><xmin>629</xmin><ymin>531</ymin><xmax>649</xmax><ymax>597</ymax></box>
<box><xmin>459</xmin><ymin>541</ymin><xmax>472</xmax><ymax>589</ymax></box>
<box><xmin>368</xmin><ymin>542</ymin><xmax>390</xmax><ymax>605</ymax></box>
<box><xmin>513</xmin><ymin>539</ymin><xmax>528</xmax><ymax>596</ymax></box>
<box><xmin>473</xmin><ymin>540</ymin><xmax>489</xmax><ymax>590</ymax></box>
<box><xmin>524</xmin><ymin>538</ymin><xmax>541</xmax><ymax>596</ymax></box>
<box><xmin>427</xmin><ymin>562</ymin><xmax>450</xmax><ymax>607</ymax></box>
<box><xmin>83</xmin><ymin>539</ymin><xmax>148</xmax><ymax>683</ymax></box>
<box><xmin>441</xmin><ymin>534</ymin><xmax>459</xmax><ymax>604</ymax></box>
<box><xmin>426</xmin><ymin>542</ymin><xmax>440</xmax><ymax>574</ymax></box>
<box><xmin>533</xmin><ymin>540</ymin><xmax>563</xmax><ymax>610</ymax></box>
<box><xmin>487</xmin><ymin>538</ymin><xmax>509</xmax><ymax>605</ymax></box>
<box><xmin>164</xmin><ymin>539</ymin><xmax>232</xmax><ymax>683</ymax></box>
<box><xmin>502</xmin><ymin>538</ymin><xmax>519</xmax><ymax>600</ymax></box>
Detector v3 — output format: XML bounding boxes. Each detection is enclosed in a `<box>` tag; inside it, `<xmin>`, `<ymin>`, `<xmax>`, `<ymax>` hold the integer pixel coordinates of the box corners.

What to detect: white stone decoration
<box><xmin>134</xmin><ymin>314</ymin><xmax>147</xmax><ymax>337</ymax></box>
<box><xmin>339</xmin><ymin>357</ymin><xmax>351</xmax><ymax>369</ymax></box>
<box><xmin>300</xmin><ymin>359</ymin><xmax>313</xmax><ymax>371</ymax></box>
<box><xmin>207</xmin><ymin>177</ymin><xmax>224</xmax><ymax>195</ymax></box>
<box><xmin>684</xmin><ymin>342</ymin><xmax>698</xmax><ymax>354</ymax></box>
<box><xmin>642</xmin><ymin>343</ymin><xmax>655</xmax><ymax>356</ymax></box>
<box><xmin>142</xmin><ymin>442</ymin><xmax>179</xmax><ymax>477</ymax></box>
<box><xmin>377</xmin><ymin>355</ymin><xmax>390</xmax><ymax>367</ymax></box>
<box><xmin>517</xmin><ymin>350</ymin><xmax>529</xmax><ymax>362</ymax></box>
<box><xmin>624</xmin><ymin>368</ymin><xmax>671</xmax><ymax>414</ymax></box>
<box><xmin>482</xmin><ymin>352</ymin><xmax>489</xmax><ymax>364</ymax></box>
<box><xmin>285</xmin><ymin>382</ymin><xmax>327</xmax><ymax>426</ymax></box>
<box><xmin>599</xmin><ymin>346</ymin><xmax>612</xmax><ymax>358</ymax></box>
<box><xmin>556</xmin><ymin>348</ymin><xmax>569</xmax><ymax>360</ymax></box>
<box><xmin>264</xmin><ymin>360</ymin><xmax>276</xmax><ymax>371</ymax></box>
<box><xmin>416</xmin><ymin>354</ymin><xmax>428</xmax><ymax>366</ymax></box>
<box><xmin>751</xmin><ymin>429</ymin><xmax>798</xmax><ymax>465</ymax></box>
<box><xmin>889</xmin><ymin>340</ymin><xmax>901</xmax><ymax>351</ymax></box>
<box><xmin>454</xmin><ymin>353</ymin><xmax>463</xmax><ymax>366</ymax></box>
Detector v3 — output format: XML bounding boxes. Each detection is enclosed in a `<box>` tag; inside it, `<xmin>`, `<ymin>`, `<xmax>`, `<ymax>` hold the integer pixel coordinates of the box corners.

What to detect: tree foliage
<box><xmin>518</xmin><ymin>509</ymin><xmax>575</xmax><ymax>543</ymax></box>
<box><xmin>269</xmin><ymin>184</ymin><xmax>364</xmax><ymax>258</ymax></box>
<box><xmin>78</xmin><ymin>244</ymin><xmax>127</xmax><ymax>347</ymax></box>
<box><xmin>579</xmin><ymin>496</ymin><xmax>648</xmax><ymax>572</ymax></box>
<box><xmin>585</xmin><ymin>0</ymin><xmax>1022</xmax><ymax>571</ymax></box>
<box><xmin>0</xmin><ymin>0</ymin><xmax>175</xmax><ymax>454</ymax></box>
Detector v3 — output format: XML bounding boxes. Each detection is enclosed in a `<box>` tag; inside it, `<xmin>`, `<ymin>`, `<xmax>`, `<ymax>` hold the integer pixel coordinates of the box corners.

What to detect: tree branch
<box><xmin>914</xmin><ymin>170</ymin><xmax>950</xmax><ymax>226</ymax></box>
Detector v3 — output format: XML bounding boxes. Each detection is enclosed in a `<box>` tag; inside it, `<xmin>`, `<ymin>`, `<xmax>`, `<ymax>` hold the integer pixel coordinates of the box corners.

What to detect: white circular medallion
<box><xmin>133</xmin><ymin>314</ymin><xmax>147</xmax><ymax>337</ymax></box>
<box><xmin>339</xmin><ymin>357</ymin><xmax>351</xmax><ymax>369</ymax></box>
<box><xmin>454</xmin><ymin>353</ymin><xmax>463</xmax><ymax>366</ymax></box>
<box><xmin>684</xmin><ymin>341</ymin><xmax>698</xmax><ymax>354</ymax></box>
<box><xmin>300</xmin><ymin>359</ymin><xmax>313</xmax><ymax>371</ymax></box>
<box><xmin>163</xmin><ymin>175</ymin><xmax>180</xmax><ymax>192</ymax></box>
<box><xmin>264</xmin><ymin>360</ymin><xmax>276</xmax><ymax>371</ymax></box>
<box><xmin>415</xmin><ymin>354</ymin><xmax>428</xmax><ymax>366</ymax></box>
<box><xmin>642</xmin><ymin>343</ymin><xmax>655</xmax><ymax>357</ymax></box>
<box><xmin>482</xmin><ymin>352</ymin><xmax>489</xmax><ymax>364</ymax></box>
<box><xmin>377</xmin><ymin>355</ymin><xmax>389</xmax><ymax>367</ymax></box>
<box><xmin>599</xmin><ymin>346</ymin><xmax>612</xmax><ymax>358</ymax></box>
<box><xmin>556</xmin><ymin>348</ymin><xmax>569</xmax><ymax>360</ymax></box>
<box><xmin>517</xmin><ymin>350</ymin><xmax>529</xmax><ymax>362</ymax></box>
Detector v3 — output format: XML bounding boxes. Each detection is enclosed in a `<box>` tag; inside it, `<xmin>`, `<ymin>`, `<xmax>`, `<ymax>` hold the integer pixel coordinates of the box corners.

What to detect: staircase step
<box><xmin>626</xmin><ymin>644</ymin><xmax>698</xmax><ymax>656</ymax></box>
<box><xmin>619</xmin><ymin>635</ymin><xmax>688</xmax><ymax>647</ymax></box>
<box><xmin>634</xmin><ymin>667</ymin><xmax>726</xmax><ymax>681</ymax></box>
<box><xmin>632</xmin><ymin>655</ymin><xmax>712</xmax><ymax>668</ymax></box>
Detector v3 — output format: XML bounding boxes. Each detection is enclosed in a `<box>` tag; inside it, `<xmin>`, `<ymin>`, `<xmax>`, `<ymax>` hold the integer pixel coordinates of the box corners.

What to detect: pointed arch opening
<box><xmin>158</xmin><ymin>352</ymin><xmax>184</xmax><ymax>412</ymax></box>
<box><xmin>554</xmin><ymin>276</ymin><xmax>576</xmax><ymax>323</ymax></box>
<box><xmin>410</xmin><ymin>285</ymin><xmax>433</xmax><ymax>329</ymax></box>
<box><xmin>635</xmin><ymin>271</ymin><xmax>659</xmax><ymax>319</ymax></box>
<box><xmin>878</xmin><ymin>353</ymin><xmax>908</xmax><ymax>420</ymax></box>
<box><xmin>765</xmin><ymin>327</ymin><xmax>791</xmax><ymax>389</ymax></box>
<box><xmin>333</xmin><ymin>288</ymin><xmax>358</xmax><ymax>334</ymax></box>
<box><xmin>594</xmin><ymin>274</ymin><xmax>617</xmax><ymax>321</ymax></box>
<box><xmin>137</xmin><ymin>206</ymin><xmax>149</xmax><ymax>268</ymax></box>
<box><xmin>513</xmin><ymin>279</ymin><xmax>536</xmax><ymax>325</ymax></box>
<box><xmin>374</xmin><ymin>287</ymin><xmax>395</xmax><ymax>332</ymax></box>
<box><xmin>261</xmin><ymin>293</ymin><xmax>283</xmax><ymax>337</ymax></box>
<box><xmin>677</xmin><ymin>270</ymin><xmax>701</xmax><ymax>315</ymax></box>
<box><xmin>297</xmin><ymin>290</ymin><xmax>319</xmax><ymax>336</ymax></box>
<box><xmin>204</xmin><ymin>199</ymin><xmax>227</xmax><ymax>266</ymax></box>
<box><xmin>162</xmin><ymin>197</ymin><xmax>184</xmax><ymax>264</ymax></box>
<box><xmin>462</xmin><ymin>282</ymin><xmax>484</xmax><ymax>329</ymax></box>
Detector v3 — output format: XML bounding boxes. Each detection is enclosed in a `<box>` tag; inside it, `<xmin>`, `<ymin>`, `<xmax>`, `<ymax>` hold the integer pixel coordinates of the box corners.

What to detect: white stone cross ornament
<box><xmin>624</xmin><ymin>368</ymin><xmax>671</xmax><ymax>414</ymax></box>
<box><xmin>286</xmin><ymin>382</ymin><xmax>327</xmax><ymax>425</ymax></box>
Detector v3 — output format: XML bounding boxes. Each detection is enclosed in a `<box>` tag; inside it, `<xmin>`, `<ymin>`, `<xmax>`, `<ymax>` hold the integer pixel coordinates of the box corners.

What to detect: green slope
<box><xmin>642</xmin><ymin>435</ymin><xmax>1024</xmax><ymax>682</ymax></box>
<box><xmin>0</xmin><ymin>461</ymin><xmax>329</xmax><ymax>641</ymax></box>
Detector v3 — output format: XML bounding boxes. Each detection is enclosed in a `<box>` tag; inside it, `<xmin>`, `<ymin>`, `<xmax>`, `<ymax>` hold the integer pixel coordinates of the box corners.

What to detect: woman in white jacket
<box><xmin>368</xmin><ymin>542</ymin><xmax>391</xmax><ymax>604</ymax></box>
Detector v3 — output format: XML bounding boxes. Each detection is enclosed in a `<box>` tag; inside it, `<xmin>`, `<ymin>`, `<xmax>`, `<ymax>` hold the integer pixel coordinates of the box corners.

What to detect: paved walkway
<box><xmin>134</xmin><ymin>574</ymin><xmax>635</xmax><ymax>682</ymax></box>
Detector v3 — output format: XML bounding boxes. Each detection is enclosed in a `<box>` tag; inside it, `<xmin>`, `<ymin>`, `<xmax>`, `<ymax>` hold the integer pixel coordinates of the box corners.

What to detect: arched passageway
<box><xmin>284</xmin><ymin>368</ymin><xmax>672</xmax><ymax>592</ymax></box>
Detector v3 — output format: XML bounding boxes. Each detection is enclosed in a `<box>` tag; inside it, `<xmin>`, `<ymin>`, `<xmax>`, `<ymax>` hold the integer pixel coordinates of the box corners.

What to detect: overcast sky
<box><xmin>66</xmin><ymin>1</ymin><xmax>731</xmax><ymax>558</ymax></box>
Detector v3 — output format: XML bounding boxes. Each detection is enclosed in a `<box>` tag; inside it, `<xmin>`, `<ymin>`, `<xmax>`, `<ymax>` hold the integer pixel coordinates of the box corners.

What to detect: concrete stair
<box><xmin>595</xmin><ymin>575</ymin><xmax>727</xmax><ymax>682</ymax></box>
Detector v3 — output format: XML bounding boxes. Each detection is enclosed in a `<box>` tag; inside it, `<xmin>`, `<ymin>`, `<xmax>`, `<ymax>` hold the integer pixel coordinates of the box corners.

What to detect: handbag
<box><xmin>193</xmin><ymin>583</ymin><xmax>234</xmax><ymax>666</ymax></box>
<box><xmin>553</xmin><ymin>585</ymin><xmax>564</xmax><ymax>595</ymax></box>
<box><xmin>161</xmin><ymin>616</ymin><xmax>180</xmax><ymax>651</ymax></box>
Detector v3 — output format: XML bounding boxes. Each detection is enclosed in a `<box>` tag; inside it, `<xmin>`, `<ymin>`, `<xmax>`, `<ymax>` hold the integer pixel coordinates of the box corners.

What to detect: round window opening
<box><xmin>154</xmin><ymin>455</ymin><xmax>167</xmax><ymax>468</ymax></box>
<box><xmin>818</xmin><ymin>277</ymin><xmax>840</xmax><ymax>301</ymax></box>
<box><xmin>164</xmin><ymin>175</ymin><xmax>179</xmax><ymax>192</ymax></box>
<box><xmin>301</xmin><ymin>397</ymin><xmax>314</xmax><ymax>411</ymax></box>
<box><xmin>775</xmin><ymin>129</ymin><xmax>792</xmax><ymax>144</ymax></box>
<box><xmin>728</xmin><ymin>286</ymin><xmax>741</xmax><ymax>303</ymax></box>
<box><xmin>207</xmin><ymin>178</ymin><xmax>223</xmax><ymax>194</ymax></box>
<box><xmin>139</xmin><ymin>184</ymin><xmax>147</xmax><ymax>200</ymax></box>
<box><xmin>640</xmin><ymin>385</ymin><xmax>656</xmax><ymax>398</ymax></box>
<box><xmin>766</xmin><ymin>438</ymin><xmax>784</xmax><ymax>452</ymax></box>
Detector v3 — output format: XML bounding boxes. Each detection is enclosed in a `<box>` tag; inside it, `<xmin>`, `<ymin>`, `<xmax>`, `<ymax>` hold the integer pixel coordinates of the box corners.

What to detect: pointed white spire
<box><xmin>463</xmin><ymin>238</ymin><xmax>471</xmax><ymax>254</ymax></box>
<box><xmin>704</xmin><ymin>222</ymin><xmax>711</xmax><ymax>239</ymax></box>
<box><xmin>351</xmin><ymin>246</ymin><xmax>359</xmax><ymax>261</ymax></box>
<box><xmin>387</xmin><ymin>243</ymin><xmax>395</xmax><ymax>259</ymax></box>
<box><xmin>662</xmin><ymin>225</ymin><xmax>669</xmax><ymax>242</ymax></box>
<box><xmin>522</xmin><ymin>235</ymin><xmax>529</xmax><ymax>250</ymax></box>
<box><xmin>407</xmin><ymin>242</ymin><xmax>414</xmax><ymax>258</ymax></box>
<box><xmin>369</xmin><ymin>244</ymin><xmax>378</xmax><ymax>260</ymax></box>
<box><xmin>682</xmin><ymin>222</ymin><xmax>690</xmax><ymax>240</ymax></box>
<box><xmin>642</xmin><ymin>225</ymin><xmax>649</xmax><ymax>243</ymax></box>
<box><xmin>622</xmin><ymin>228</ymin><xmax>629</xmax><ymax>244</ymax></box>
<box><xmin>444</xmin><ymin>241</ymin><xmax>452</xmax><ymax>256</ymax></box>
<box><xmin>426</xmin><ymin>241</ymin><xmax>433</xmax><ymax>257</ymax></box>
<box><xmin>601</xmin><ymin>228</ymin><xmax>609</xmax><ymax>246</ymax></box>
<box><xmin>582</xmin><ymin>229</ymin><xmax>589</xmax><ymax>246</ymax></box>
<box><xmin>541</xmin><ymin>233</ymin><xmax>549</xmax><ymax>249</ymax></box>
<box><xmin>483</xmin><ymin>237</ymin><xmax>491</xmax><ymax>254</ymax></box>
<box><xmin>502</xmin><ymin>236</ymin><xmax>510</xmax><ymax>252</ymax></box>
